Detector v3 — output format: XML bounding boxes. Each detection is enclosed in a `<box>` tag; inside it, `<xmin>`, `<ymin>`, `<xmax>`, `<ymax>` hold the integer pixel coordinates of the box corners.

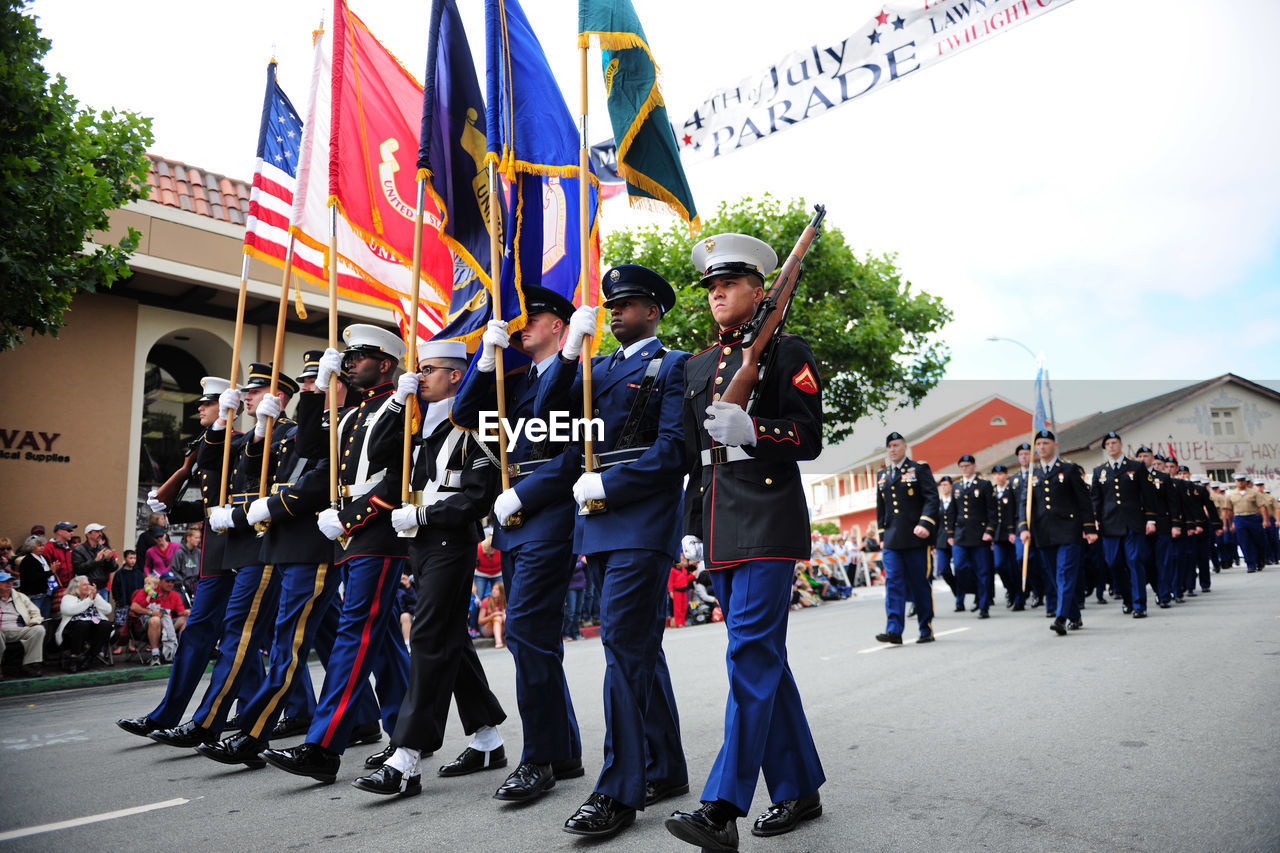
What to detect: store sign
<box><xmin>0</xmin><ymin>429</ymin><xmax>70</xmax><ymax>463</ymax></box>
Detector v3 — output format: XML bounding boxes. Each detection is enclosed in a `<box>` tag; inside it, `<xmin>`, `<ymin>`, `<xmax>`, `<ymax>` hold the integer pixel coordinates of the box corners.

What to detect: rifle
<box><xmin>720</xmin><ymin>204</ymin><xmax>826</xmax><ymax>412</ymax></box>
<box><xmin>154</xmin><ymin>438</ymin><xmax>199</xmax><ymax>509</ymax></box>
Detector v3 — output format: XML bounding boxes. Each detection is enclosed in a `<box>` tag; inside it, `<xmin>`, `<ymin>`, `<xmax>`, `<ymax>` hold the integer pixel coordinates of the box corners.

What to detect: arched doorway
<box><xmin>139</xmin><ymin>343</ymin><xmax>207</xmax><ymax>490</ymax></box>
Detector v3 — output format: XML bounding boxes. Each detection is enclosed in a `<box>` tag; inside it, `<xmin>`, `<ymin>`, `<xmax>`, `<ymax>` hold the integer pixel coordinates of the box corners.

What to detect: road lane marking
<box><xmin>858</xmin><ymin>627</ymin><xmax>970</xmax><ymax>653</ymax></box>
<box><xmin>0</xmin><ymin>798</ymin><xmax>189</xmax><ymax>841</ymax></box>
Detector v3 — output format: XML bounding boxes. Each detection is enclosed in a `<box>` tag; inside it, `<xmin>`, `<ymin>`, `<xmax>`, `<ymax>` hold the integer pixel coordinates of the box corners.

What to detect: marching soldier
<box><xmin>1090</xmin><ymin>432</ymin><xmax>1154</xmax><ymax>617</ymax></box>
<box><xmin>946</xmin><ymin>454</ymin><xmax>996</xmax><ymax>618</ymax></box>
<box><xmin>451</xmin><ymin>286</ymin><xmax>586</xmax><ymax>802</ymax></box>
<box><xmin>1184</xmin><ymin>473</ymin><xmax>1218</xmax><ymax>593</ymax></box>
<box><xmin>1257</xmin><ymin>481</ymin><xmax>1278</xmax><ymax>565</ymax></box>
<box><xmin>1008</xmin><ymin>443</ymin><xmax>1044</xmax><ymax>609</ymax></box>
<box><xmin>1018</xmin><ymin>429</ymin><xmax>1098</xmax><ymax>635</ymax></box>
<box><xmin>1136</xmin><ymin>447</ymin><xmax>1181</xmax><ymax>607</ymax></box>
<box><xmin>666</xmin><ymin>234</ymin><xmax>825</xmax><ymax>851</ymax></box>
<box><xmin>348</xmin><ymin>339</ymin><xmax>508</xmax><ymax>797</ymax></box>
<box><xmin>874</xmin><ymin>433</ymin><xmax>939</xmax><ymax>644</ymax></box>
<box><xmin>934</xmin><ymin>476</ymin><xmax>956</xmax><ymax>598</ymax></box>
<box><xmin>1227</xmin><ymin>475</ymin><xmax>1268</xmax><ymax>572</ymax></box>
<box><xmin>530</xmin><ymin>265</ymin><xmax>691</xmax><ymax>837</ymax></box>
<box><xmin>147</xmin><ymin>364</ymin><xmax>299</xmax><ymax>748</ymax></box>
<box><xmin>989</xmin><ymin>465</ymin><xmax>1019</xmax><ymax>610</ymax></box>
<box><xmin>262</xmin><ymin>325</ymin><xmax>411</xmax><ymax>783</ymax></box>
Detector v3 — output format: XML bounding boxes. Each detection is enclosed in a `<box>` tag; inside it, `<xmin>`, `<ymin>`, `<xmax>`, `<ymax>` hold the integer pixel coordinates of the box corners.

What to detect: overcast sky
<box><xmin>29</xmin><ymin>0</ymin><xmax>1280</xmax><ymax>395</ymax></box>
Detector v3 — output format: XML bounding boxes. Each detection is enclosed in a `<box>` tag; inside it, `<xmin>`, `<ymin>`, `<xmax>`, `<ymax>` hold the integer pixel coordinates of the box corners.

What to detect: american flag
<box><xmin>243</xmin><ymin>61</ymin><xmax>302</xmax><ymax>267</ymax></box>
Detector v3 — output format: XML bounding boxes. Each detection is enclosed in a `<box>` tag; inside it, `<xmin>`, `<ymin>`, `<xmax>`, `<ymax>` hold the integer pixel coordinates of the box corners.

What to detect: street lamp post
<box><xmin>987</xmin><ymin>336</ymin><xmax>1057</xmax><ymax>429</ymax></box>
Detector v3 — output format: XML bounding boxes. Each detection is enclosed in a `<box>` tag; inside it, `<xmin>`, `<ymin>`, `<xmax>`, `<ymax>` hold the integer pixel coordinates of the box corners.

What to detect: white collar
<box><xmin>617</xmin><ymin>336</ymin><xmax>659</xmax><ymax>360</ymax></box>
<box><xmin>419</xmin><ymin>396</ymin><xmax>454</xmax><ymax>436</ymax></box>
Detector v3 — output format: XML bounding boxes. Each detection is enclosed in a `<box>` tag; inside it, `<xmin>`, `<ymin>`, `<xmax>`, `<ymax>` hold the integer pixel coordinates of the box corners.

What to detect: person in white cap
<box><xmin>262</xmin><ymin>323</ymin><xmax>412</xmax><ymax>784</ymax></box>
<box><xmin>667</xmin><ymin>233</ymin><xmax>826</xmax><ymax>851</ymax></box>
<box><xmin>1226</xmin><ymin>474</ymin><xmax>1267</xmax><ymax>572</ymax></box>
<box><xmin>349</xmin><ymin>339</ymin><xmax>508</xmax><ymax>797</ymax></box>
<box><xmin>71</xmin><ymin>522</ymin><xmax>116</xmax><ymax>593</ymax></box>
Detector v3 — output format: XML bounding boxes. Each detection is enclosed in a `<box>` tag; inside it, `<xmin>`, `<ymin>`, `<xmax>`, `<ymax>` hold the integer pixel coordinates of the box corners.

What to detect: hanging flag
<box><xmin>418</xmin><ymin>0</ymin><xmax>507</xmax><ymax>349</ymax></box>
<box><xmin>484</xmin><ymin>0</ymin><xmax>601</xmax><ymax>339</ymax></box>
<box><xmin>1032</xmin><ymin>367</ymin><xmax>1048</xmax><ymax>437</ymax></box>
<box><xmin>578</xmin><ymin>0</ymin><xmax>699</xmax><ymax>232</ymax></box>
<box><xmin>288</xmin><ymin>20</ymin><xmax>447</xmax><ymax>335</ymax></box>
<box><xmin>243</xmin><ymin>61</ymin><xmax>304</xmax><ymax>270</ymax></box>
<box><xmin>679</xmin><ymin>0</ymin><xmax>1075</xmax><ymax>159</ymax></box>
<box><xmin>588</xmin><ymin>138</ymin><xmax>628</xmax><ymax>202</ymax></box>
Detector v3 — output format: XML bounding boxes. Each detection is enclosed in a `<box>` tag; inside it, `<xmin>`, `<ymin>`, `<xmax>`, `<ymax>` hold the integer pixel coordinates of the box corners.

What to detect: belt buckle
<box><xmin>506</xmin><ymin>462</ymin><xmax>521</xmax><ymax>479</ymax></box>
<box><xmin>709</xmin><ymin>446</ymin><xmax>728</xmax><ymax>465</ymax></box>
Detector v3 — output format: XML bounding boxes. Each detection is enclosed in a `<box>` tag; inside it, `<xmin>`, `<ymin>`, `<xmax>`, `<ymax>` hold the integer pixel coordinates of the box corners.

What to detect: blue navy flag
<box><xmin>419</xmin><ymin>0</ymin><xmax>505</xmax><ymax>349</ymax></box>
<box><xmin>244</xmin><ymin>60</ymin><xmax>304</xmax><ymax>268</ymax></box>
<box><xmin>1032</xmin><ymin>367</ymin><xmax>1049</xmax><ymax>437</ymax></box>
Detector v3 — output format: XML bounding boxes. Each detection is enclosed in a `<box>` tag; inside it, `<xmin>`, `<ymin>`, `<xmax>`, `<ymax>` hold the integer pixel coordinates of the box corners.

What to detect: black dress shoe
<box><xmin>1030</xmin><ymin>595</ymin><xmax>1043</xmax><ymax>608</ymax></box>
<box><xmin>645</xmin><ymin>780</ymin><xmax>690</xmax><ymax>806</ymax></box>
<box><xmin>874</xmin><ymin>632</ymin><xmax>902</xmax><ymax>645</ymax></box>
<box><xmin>665</xmin><ymin>800</ymin><xmax>739</xmax><ymax>852</ymax></box>
<box><xmin>752</xmin><ymin>792</ymin><xmax>822</xmax><ymax>837</ymax></box>
<box><xmin>978</xmin><ymin>609</ymin><xmax>990</xmax><ymax>619</ymax></box>
<box><xmin>564</xmin><ymin>792</ymin><xmax>637</xmax><ymax>838</ymax></box>
<box><xmin>1173</xmin><ymin>596</ymin><xmax>1185</xmax><ymax>604</ymax></box>
<box><xmin>1050</xmin><ymin>618</ymin><xmax>1067</xmax><ymax>636</ymax></box>
<box><xmin>1011</xmin><ymin>602</ymin><xmax>1025</xmax><ymax>612</ymax></box>
<box><xmin>953</xmin><ymin>604</ymin><xmax>965</xmax><ymax>612</ymax></box>
<box><xmin>494</xmin><ymin>761</ymin><xmax>555</xmax><ymax>801</ymax></box>
<box><xmin>352</xmin><ymin>763</ymin><xmax>422</xmax><ymax>797</ymax></box>
<box><xmin>364</xmin><ymin>744</ymin><xmax>395</xmax><ymax>769</ymax></box>
<box><xmin>1158</xmin><ymin>600</ymin><xmax>1172</xmax><ymax>608</ymax></box>
<box><xmin>224</xmin><ymin>714</ymin><xmax>242</xmax><ymax>732</ymax></box>
<box><xmin>1095</xmin><ymin>594</ymin><xmax>1108</xmax><ymax>604</ymax></box>
<box><xmin>1068</xmin><ymin>620</ymin><xmax>1083</xmax><ymax>630</ymax></box>
<box><xmin>439</xmin><ymin>744</ymin><xmax>507</xmax><ymax>777</ymax></box>
<box><xmin>195</xmin><ymin>733</ymin><xmax>268</xmax><ymax>769</ymax></box>
<box><xmin>1122</xmin><ymin>605</ymin><xmax>1133</xmax><ymax>614</ymax></box>
<box><xmin>916</xmin><ymin>633</ymin><xmax>935</xmax><ymax>644</ymax></box>
<box><xmin>149</xmin><ymin>720</ymin><xmax>216</xmax><ymax>748</ymax></box>
<box><xmin>261</xmin><ymin>743</ymin><xmax>340</xmax><ymax>784</ymax></box>
<box><xmin>1133</xmin><ymin>610</ymin><xmax>1147</xmax><ymax>619</ymax></box>
<box><xmin>552</xmin><ymin>756</ymin><xmax>585</xmax><ymax>780</ymax></box>
<box><xmin>1187</xmin><ymin>589</ymin><xmax>1197</xmax><ymax>597</ymax></box>
<box><xmin>117</xmin><ymin>716</ymin><xmax>160</xmax><ymax>737</ymax></box>
<box><xmin>347</xmin><ymin>721</ymin><xmax>382</xmax><ymax>747</ymax></box>
<box><xmin>271</xmin><ymin>715</ymin><xmax>311</xmax><ymax>740</ymax></box>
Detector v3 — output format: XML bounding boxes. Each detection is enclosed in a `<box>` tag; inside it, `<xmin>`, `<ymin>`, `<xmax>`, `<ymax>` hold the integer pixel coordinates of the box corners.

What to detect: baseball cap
<box><xmin>0</xmin><ymin>571</ymin><xmax>13</xmax><ymax>583</ymax></box>
<box><xmin>54</xmin><ymin>521</ymin><xmax>77</xmax><ymax>532</ymax></box>
<box><xmin>84</xmin><ymin>523</ymin><xmax>106</xmax><ymax>534</ymax></box>
<box><xmin>159</xmin><ymin>571</ymin><xmax>178</xmax><ymax>582</ymax></box>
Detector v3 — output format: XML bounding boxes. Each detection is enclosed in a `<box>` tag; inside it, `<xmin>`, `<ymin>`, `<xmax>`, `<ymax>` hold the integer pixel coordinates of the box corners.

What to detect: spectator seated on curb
<box><xmin>0</xmin><ymin>537</ymin><xmax>16</xmax><ymax>576</ymax></box>
<box><xmin>0</xmin><ymin>570</ymin><xmax>45</xmax><ymax>678</ymax></box>
<box><xmin>791</xmin><ymin>565</ymin><xmax>820</xmax><ymax>610</ymax></box>
<box><xmin>110</xmin><ymin>550</ymin><xmax>144</xmax><ymax>653</ymax></box>
<box><xmin>72</xmin><ymin>523</ymin><xmax>117</xmax><ymax>596</ymax></box>
<box><xmin>478</xmin><ymin>580</ymin><xmax>507</xmax><ymax>649</ymax></box>
<box><xmin>130</xmin><ymin>572</ymin><xmax>188</xmax><ymax>665</ymax></box>
<box><xmin>57</xmin><ymin>575</ymin><xmax>114</xmax><ymax>672</ymax></box>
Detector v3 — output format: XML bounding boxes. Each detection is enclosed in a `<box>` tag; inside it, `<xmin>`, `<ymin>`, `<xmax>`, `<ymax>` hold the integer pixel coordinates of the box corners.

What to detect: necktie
<box><xmin>607</xmin><ymin>349</ymin><xmax>624</xmax><ymax>373</ymax></box>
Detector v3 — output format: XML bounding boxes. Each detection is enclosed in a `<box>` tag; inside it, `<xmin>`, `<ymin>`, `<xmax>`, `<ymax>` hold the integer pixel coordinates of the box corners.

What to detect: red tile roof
<box><xmin>144</xmin><ymin>154</ymin><xmax>251</xmax><ymax>226</ymax></box>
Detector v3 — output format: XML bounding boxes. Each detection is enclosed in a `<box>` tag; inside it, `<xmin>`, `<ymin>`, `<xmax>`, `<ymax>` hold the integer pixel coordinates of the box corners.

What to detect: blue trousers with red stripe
<box><xmin>147</xmin><ymin>573</ymin><xmax>256</xmax><ymax>727</ymax></box>
<box><xmin>306</xmin><ymin>555</ymin><xmax>406</xmax><ymax>753</ymax></box>
<box><xmin>192</xmin><ymin>564</ymin><xmax>280</xmax><ymax>733</ymax></box>
<box><xmin>702</xmin><ymin>558</ymin><xmax>825</xmax><ymax>816</ymax></box>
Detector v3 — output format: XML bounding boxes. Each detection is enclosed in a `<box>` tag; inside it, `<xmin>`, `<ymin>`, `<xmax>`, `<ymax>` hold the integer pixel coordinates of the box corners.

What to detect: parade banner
<box><xmin>678</xmin><ymin>0</ymin><xmax>1075</xmax><ymax>159</ymax></box>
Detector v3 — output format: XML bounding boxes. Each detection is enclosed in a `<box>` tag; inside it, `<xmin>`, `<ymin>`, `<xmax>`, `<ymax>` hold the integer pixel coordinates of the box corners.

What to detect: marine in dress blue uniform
<box><xmin>526</xmin><ymin>266</ymin><xmax>691</xmax><ymax>837</ymax></box>
<box><xmin>874</xmin><ymin>432</ymin><xmax>939</xmax><ymax>644</ymax></box>
<box><xmin>946</xmin><ymin>454</ymin><xmax>997</xmax><ymax>618</ymax></box>
<box><xmin>666</xmin><ymin>233</ymin><xmax>825</xmax><ymax>852</ymax></box>
<box><xmin>1089</xmin><ymin>432</ymin><xmax>1155</xmax><ymax>617</ymax></box>
<box><xmin>261</xmin><ymin>324</ymin><xmax>411</xmax><ymax>784</ymax></box>
<box><xmin>451</xmin><ymin>286</ymin><xmax>586</xmax><ymax>802</ymax></box>
<box><xmin>1018</xmin><ymin>430</ymin><xmax>1099</xmax><ymax>635</ymax></box>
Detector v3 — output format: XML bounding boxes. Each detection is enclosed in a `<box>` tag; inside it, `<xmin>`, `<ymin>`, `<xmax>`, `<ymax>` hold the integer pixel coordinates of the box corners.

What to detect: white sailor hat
<box><xmin>342</xmin><ymin>323</ymin><xmax>406</xmax><ymax>362</ymax></box>
<box><xmin>1190</xmin><ymin>474</ymin><xmax>1202</xmax><ymax>483</ymax></box>
<box><xmin>1233</xmin><ymin>472</ymin><xmax>1248</xmax><ymax>480</ymax></box>
<box><xmin>691</xmin><ymin>233</ymin><xmax>778</xmax><ymax>287</ymax></box>
<box><xmin>198</xmin><ymin>376</ymin><xmax>232</xmax><ymax>403</ymax></box>
<box><xmin>418</xmin><ymin>339</ymin><xmax>467</xmax><ymax>363</ymax></box>
<box><xmin>1253</xmin><ymin>478</ymin><xmax>1266</xmax><ymax>485</ymax></box>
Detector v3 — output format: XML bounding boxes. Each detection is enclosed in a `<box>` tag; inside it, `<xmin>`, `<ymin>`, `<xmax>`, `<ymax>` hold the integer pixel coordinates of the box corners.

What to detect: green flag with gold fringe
<box><xmin>578</xmin><ymin>0</ymin><xmax>699</xmax><ymax>233</ymax></box>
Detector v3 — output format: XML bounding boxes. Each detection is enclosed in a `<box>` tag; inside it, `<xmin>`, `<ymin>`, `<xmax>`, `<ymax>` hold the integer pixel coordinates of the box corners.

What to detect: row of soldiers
<box><xmin>114</xmin><ymin>234</ymin><xmax>828</xmax><ymax>851</ymax></box>
<box><xmin>874</xmin><ymin>430</ymin><xmax>1275</xmax><ymax>643</ymax></box>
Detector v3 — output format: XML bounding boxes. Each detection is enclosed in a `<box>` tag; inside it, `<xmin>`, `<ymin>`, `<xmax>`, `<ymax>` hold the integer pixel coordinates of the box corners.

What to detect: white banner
<box><xmin>678</xmin><ymin>0</ymin><xmax>1075</xmax><ymax>159</ymax></box>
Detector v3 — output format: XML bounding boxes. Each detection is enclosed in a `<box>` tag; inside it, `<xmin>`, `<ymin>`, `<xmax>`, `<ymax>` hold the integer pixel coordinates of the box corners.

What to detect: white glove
<box><xmin>146</xmin><ymin>489</ymin><xmax>167</xmax><ymax>513</ymax></box>
<box><xmin>391</xmin><ymin>504</ymin><xmax>419</xmax><ymax>534</ymax></box>
<box><xmin>394</xmin><ymin>372</ymin><xmax>420</xmax><ymax>406</ymax></box>
<box><xmin>492</xmin><ymin>488</ymin><xmax>522</xmax><ymax>526</ymax></box>
<box><xmin>477</xmin><ymin>319</ymin><xmax>511</xmax><ymax>373</ymax></box>
<box><xmin>682</xmin><ymin>535</ymin><xmax>703</xmax><ymax>563</ymax></box>
<box><xmin>315</xmin><ymin>347</ymin><xmax>342</xmax><ymax>389</ymax></box>
<box><xmin>704</xmin><ymin>401</ymin><xmax>758</xmax><ymax>447</ymax></box>
<box><xmin>317</xmin><ymin>507</ymin><xmax>345</xmax><ymax>541</ymax></box>
<box><xmin>246</xmin><ymin>498</ymin><xmax>272</xmax><ymax>526</ymax></box>
<box><xmin>209</xmin><ymin>505</ymin><xmax>235</xmax><ymax>533</ymax></box>
<box><xmin>254</xmin><ymin>393</ymin><xmax>283</xmax><ymax>437</ymax></box>
<box><xmin>572</xmin><ymin>471</ymin><xmax>606</xmax><ymax>508</ymax></box>
<box><xmin>561</xmin><ymin>305</ymin><xmax>599</xmax><ymax>360</ymax></box>
<box><xmin>214</xmin><ymin>387</ymin><xmax>242</xmax><ymax>430</ymax></box>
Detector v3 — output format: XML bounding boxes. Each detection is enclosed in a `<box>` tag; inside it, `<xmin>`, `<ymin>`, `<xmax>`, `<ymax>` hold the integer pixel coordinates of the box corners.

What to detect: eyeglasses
<box><xmin>417</xmin><ymin>364</ymin><xmax>454</xmax><ymax>376</ymax></box>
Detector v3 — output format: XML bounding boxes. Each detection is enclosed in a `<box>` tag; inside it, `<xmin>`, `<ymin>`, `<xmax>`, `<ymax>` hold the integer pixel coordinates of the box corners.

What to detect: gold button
<box><xmin>773</xmin><ymin>428</ymin><xmax>780</xmax><ymax>434</ymax></box>
<box><xmin>713</xmin><ymin>393</ymin><xmax>721</xmax><ymax>401</ymax></box>
<box><xmin>715</xmin><ymin>376</ymin><xmax>723</xmax><ymax>385</ymax></box>
<box><xmin>787</xmin><ymin>431</ymin><xmax>794</xmax><ymax>437</ymax></box>
<box><xmin>723</xmin><ymin>347</ymin><xmax>732</xmax><ymax>355</ymax></box>
<box><xmin>719</xmin><ymin>362</ymin><xmax>726</xmax><ymax>369</ymax></box>
<box><xmin>759</xmin><ymin>426</ymin><xmax>765</xmax><ymax>433</ymax></box>
<box><xmin>765</xmin><ymin>478</ymin><xmax>773</xmax><ymax>485</ymax></box>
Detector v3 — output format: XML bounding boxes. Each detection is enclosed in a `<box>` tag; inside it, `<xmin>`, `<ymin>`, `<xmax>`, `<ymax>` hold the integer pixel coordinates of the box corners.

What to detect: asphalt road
<box><xmin>2</xmin><ymin>567</ymin><xmax>1278</xmax><ymax>853</ymax></box>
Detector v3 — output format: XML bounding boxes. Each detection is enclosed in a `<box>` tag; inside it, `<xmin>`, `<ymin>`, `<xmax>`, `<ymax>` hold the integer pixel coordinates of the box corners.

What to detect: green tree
<box><xmin>602</xmin><ymin>195</ymin><xmax>952</xmax><ymax>442</ymax></box>
<box><xmin>0</xmin><ymin>0</ymin><xmax>154</xmax><ymax>350</ymax></box>
<box><xmin>810</xmin><ymin>521</ymin><xmax>840</xmax><ymax>535</ymax></box>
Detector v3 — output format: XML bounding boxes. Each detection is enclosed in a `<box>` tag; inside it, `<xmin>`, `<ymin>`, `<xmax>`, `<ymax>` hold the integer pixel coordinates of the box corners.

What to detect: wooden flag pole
<box><xmin>252</xmin><ymin>237</ymin><xmax>297</xmax><ymax>534</ymax></box>
<box><xmin>219</xmin><ymin>254</ymin><xmax>252</xmax><ymax>506</ymax></box>
<box><xmin>489</xmin><ymin>161</ymin><xmax>518</xmax><ymax>528</ymax></box>
<box><xmin>327</xmin><ymin>206</ymin><xmax>341</xmax><ymax>510</ymax></box>
<box><xmin>1021</xmin><ymin>427</ymin><xmax>1037</xmax><ymax>590</ymax></box>
<box><xmin>578</xmin><ymin>43</ymin><xmax>604</xmax><ymax>516</ymax></box>
<box><xmin>400</xmin><ymin>179</ymin><xmax>427</xmax><ymax>518</ymax></box>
